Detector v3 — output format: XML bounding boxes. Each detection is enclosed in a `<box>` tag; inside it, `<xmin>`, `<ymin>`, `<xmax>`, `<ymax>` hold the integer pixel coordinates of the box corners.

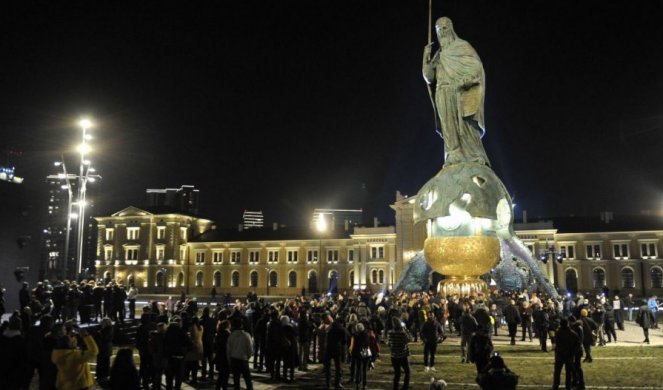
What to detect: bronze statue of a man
<box><xmin>423</xmin><ymin>17</ymin><xmax>490</xmax><ymax>166</ymax></box>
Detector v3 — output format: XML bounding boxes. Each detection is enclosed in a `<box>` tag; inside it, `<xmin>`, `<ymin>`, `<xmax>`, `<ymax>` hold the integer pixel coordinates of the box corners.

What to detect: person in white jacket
<box><xmin>227</xmin><ymin>317</ymin><xmax>254</xmax><ymax>390</ymax></box>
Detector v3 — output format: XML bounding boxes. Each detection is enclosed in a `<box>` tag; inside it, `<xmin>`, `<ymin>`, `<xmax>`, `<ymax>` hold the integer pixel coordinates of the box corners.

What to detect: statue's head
<box><xmin>435</xmin><ymin>17</ymin><xmax>457</xmax><ymax>47</ymax></box>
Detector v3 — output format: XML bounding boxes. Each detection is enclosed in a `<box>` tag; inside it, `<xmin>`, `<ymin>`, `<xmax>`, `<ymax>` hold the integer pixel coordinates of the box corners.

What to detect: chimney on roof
<box><xmin>273</xmin><ymin>222</ymin><xmax>278</xmax><ymax>231</ymax></box>
<box><xmin>373</xmin><ymin>217</ymin><xmax>379</xmax><ymax>228</ymax></box>
<box><xmin>238</xmin><ymin>223</ymin><xmax>243</xmax><ymax>232</ymax></box>
<box><xmin>523</xmin><ymin>210</ymin><xmax>528</xmax><ymax>224</ymax></box>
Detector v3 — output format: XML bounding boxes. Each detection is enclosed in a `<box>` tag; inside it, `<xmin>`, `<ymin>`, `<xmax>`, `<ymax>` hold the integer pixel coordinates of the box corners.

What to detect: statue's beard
<box><xmin>439</xmin><ymin>35</ymin><xmax>454</xmax><ymax>49</ymax></box>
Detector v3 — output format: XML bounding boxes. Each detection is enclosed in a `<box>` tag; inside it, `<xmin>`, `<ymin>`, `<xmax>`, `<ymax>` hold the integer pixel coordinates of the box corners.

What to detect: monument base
<box><xmin>437</xmin><ymin>276</ymin><xmax>488</xmax><ymax>297</ymax></box>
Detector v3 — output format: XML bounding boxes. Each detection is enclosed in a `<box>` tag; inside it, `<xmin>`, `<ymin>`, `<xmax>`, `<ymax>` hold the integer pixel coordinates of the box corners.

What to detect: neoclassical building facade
<box><xmin>95</xmin><ymin>201</ymin><xmax>663</xmax><ymax>297</ymax></box>
<box><xmin>95</xmin><ymin>207</ymin><xmax>398</xmax><ymax>296</ymax></box>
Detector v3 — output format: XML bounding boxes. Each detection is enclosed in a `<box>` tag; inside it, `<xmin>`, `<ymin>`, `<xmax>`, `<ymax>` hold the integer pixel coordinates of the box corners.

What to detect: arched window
<box><xmin>196</xmin><ymin>271</ymin><xmax>204</xmax><ymax>287</ymax></box>
<box><xmin>231</xmin><ymin>271</ymin><xmax>240</xmax><ymax>287</ymax></box>
<box><xmin>288</xmin><ymin>271</ymin><xmax>297</xmax><ymax>287</ymax></box>
<box><xmin>250</xmin><ymin>271</ymin><xmax>258</xmax><ymax>287</ymax></box>
<box><xmin>308</xmin><ymin>270</ymin><xmax>318</xmax><ymax>293</ymax></box>
<box><xmin>651</xmin><ymin>267</ymin><xmax>663</xmax><ymax>289</ymax></box>
<box><xmin>378</xmin><ymin>269</ymin><xmax>385</xmax><ymax>284</ymax></box>
<box><xmin>214</xmin><ymin>271</ymin><xmax>222</xmax><ymax>287</ymax></box>
<box><xmin>621</xmin><ymin>268</ymin><xmax>634</xmax><ymax>288</ymax></box>
<box><xmin>156</xmin><ymin>271</ymin><xmax>164</xmax><ymax>287</ymax></box>
<box><xmin>328</xmin><ymin>270</ymin><xmax>339</xmax><ymax>293</ymax></box>
<box><xmin>565</xmin><ymin>268</ymin><xmax>578</xmax><ymax>293</ymax></box>
<box><xmin>371</xmin><ymin>269</ymin><xmax>378</xmax><ymax>284</ymax></box>
<box><xmin>269</xmin><ymin>270</ymin><xmax>278</xmax><ymax>287</ymax></box>
<box><xmin>127</xmin><ymin>274</ymin><xmax>135</xmax><ymax>287</ymax></box>
<box><xmin>103</xmin><ymin>271</ymin><xmax>111</xmax><ymax>282</ymax></box>
<box><xmin>592</xmin><ymin>268</ymin><xmax>605</xmax><ymax>289</ymax></box>
<box><xmin>349</xmin><ymin>270</ymin><xmax>355</xmax><ymax>287</ymax></box>
<box><xmin>178</xmin><ymin>272</ymin><xmax>184</xmax><ymax>287</ymax></box>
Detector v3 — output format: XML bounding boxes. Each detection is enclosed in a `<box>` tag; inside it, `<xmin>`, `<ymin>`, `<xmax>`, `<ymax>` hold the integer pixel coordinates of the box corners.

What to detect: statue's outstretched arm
<box><xmin>422</xmin><ymin>44</ymin><xmax>436</xmax><ymax>84</ymax></box>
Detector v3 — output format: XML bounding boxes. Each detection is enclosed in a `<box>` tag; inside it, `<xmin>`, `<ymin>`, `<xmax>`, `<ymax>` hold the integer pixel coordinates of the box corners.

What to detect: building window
<box><xmin>269</xmin><ymin>271</ymin><xmax>278</xmax><ymax>287</ymax></box>
<box><xmin>641</xmin><ymin>242</ymin><xmax>658</xmax><ymax>259</ymax></box>
<box><xmin>371</xmin><ymin>269</ymin><xmax>378</xmax><ymax>284</ymax></box>
<box><xmin>156</xmin><ymin>246</ymin><xmax>165</xmax><ymax>261</ymax></box>
<box><xmin>371</xmin><ymin>246</ymin><xmax>384</xmax><ymax>259</ymax></box>
<box><xmin>349</xmin><ymin>271</ymin><xmax>355</xmax><ymax>287</ymax></box>
<box><xmin>288</xmin><ymin>271</ymin><xmax>297</xmax><ymax>287</ymax></box>
<box><xmin>105</xmin><ymin>228</ymin><xmax>114</xmax><ymax>241</ymax></box>
<box><xmin>178</xmin><ymin>272</ymin><xmax>184</xmax><ymax>287</ymax></box>
<box><xmin>231</xmin><ymin>271</ymin><xmax>240</xmax><ymax>287</ymax></box>
<box><xmin>268</xmin><ymin>250</ymin><xmax>279</xmax><ymax>264</ymax></box>
<box><xmin>327</xmin><ymin>249</ymin><xmax>339</xmax><ymax>263</ymax></box>
<box><xmin>157</xmin><ymin>226</ymin><xmax>166</xmax><ymax>240</ymax></box>
<box><xmin>127</xmin><ymin>227</ymin><xmax>139</xmax><ymax>240</ymax></box>
<box><xmin>196</xmin><ymin>271</ymin><xmax>204</xmax><ymax>287</ymax></box>
<box><xmin>126</xmin><ymin>248</ymin><xmax>139</xmax><ymax>260</ymax></box>
<box><xmin>250</xmin><ymin>271</ymin><xmax>258</xmax><ymax>287</ymax></box>
<box><xmin>613</xmin><ymin>243</ymin><xmax>629</xmax><ymax>259</ymax></box>
<box><xmin>560</xmin><ymin>245</ymin><xmax>575</xmax><ymax>260</ymax></box>
<box><xmin>378</xmin><ymin>269</ymin><xmax>385</xmax><ymax>284</ymax></box>
<box><xmin>586</xmin><ymin>244</ymin><xmax>601</xmax><ymax>260</ymax></box>
<box><xmin>180</xmin><ymin>227</ymin><xmax>188</xmax><ymax>241</ymax></box>
<box><xmin>231</xmin><ymin>251</ymin><xmax>241</xmax><ymax>264</ymax></box>
<box><xmin>592</xmin><ymin>268</ymin><xmax>606</xmax><ymax>289</ymax></box>
<box><xmin>621</xmin><ymin>268</ymin><xmax>634</xmax><ymax>289</ymax></box>
<box><xmin>214</xmin><ymin>271</ymin><xmax>221</xmax><ymax>287</ymax></box>
<box><xmin>307</xmin><ymin>250</ymin><xmax>319</xmax><ymax>263</ymax></box>
<box><xmin>287</xmin><ymin>250</ymin><xmax>299</xmax><ymax>263</ymax></box>
<box><xmin>196</xmin><ymin>252</ymin><xmax>205</xmax><ymax>264</ymax></box>
<box><xmin>213</xmin><ymin>252</ymin><xmax>223</xmax><ymax>263</ymax></box>
<box><xmin>249</xmin><ymin>250</ymin><xmax>260</xmax><ymax>264</ymax></box>
<box><xmin>179</xmin><ymin>245</ymin><xmax>187</xmax><ymax>261</ymax></box>
<box><xmin>651</xmin><ymin>267</ymin><xmax>663</xmax><ymax>288</ymax></box>
<box><xmin>348</xmin><ymin>249</ymin><xmax>354</xmax><ymax>263</ymax></box>
<box><xmin>155</xmin><ymin>271</ymin><xmax>164</xmax><ymax>287</ymax></box>
<box><xmin>104</xmin><ymin>247</ymin><xmax>113</xmax><ymax>261</ymax></box>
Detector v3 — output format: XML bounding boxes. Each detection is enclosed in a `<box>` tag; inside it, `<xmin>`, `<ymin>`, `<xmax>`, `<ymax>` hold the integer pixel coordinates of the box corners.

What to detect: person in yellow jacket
<box><xmin>52</xmin><ymin>327</ymin><xmax>99</xmax><ymax>390</ymax></box>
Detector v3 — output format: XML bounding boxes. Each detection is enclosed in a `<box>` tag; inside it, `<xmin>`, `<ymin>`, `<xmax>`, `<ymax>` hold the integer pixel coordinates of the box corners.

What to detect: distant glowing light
<box><xmin>78</xmin><ymin>143</ymin><xmax>91</xmax><ymax>155</ymax></box>
<box><xmin>316</xmin><ymin>213</ymin><xmax>327</xmax><ymax>232</ymax></box>
<box><xmin>79</xmin><ymin>118</ymin><xmax>92</xmax><ymax>129</ymax></box>
<box><xmin>69</xmin><ymin>213</ymin><xmax>79</xmax><ymax>219</ymax></box>
<box><xmin>84</xmin><ymin>134</ymin><xmax>92</xmax><ymax>140</ymax></box>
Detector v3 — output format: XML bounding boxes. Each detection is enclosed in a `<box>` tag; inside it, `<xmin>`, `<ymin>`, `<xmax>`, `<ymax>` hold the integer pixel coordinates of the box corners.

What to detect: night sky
<box><xmin>2</xmin><ymin>1</ymin><xmax>663</xmax><ymax>229</ymax></box>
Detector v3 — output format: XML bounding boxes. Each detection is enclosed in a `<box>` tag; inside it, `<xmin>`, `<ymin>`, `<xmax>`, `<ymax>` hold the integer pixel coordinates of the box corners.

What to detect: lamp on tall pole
<box><xmin>75</xmin><ymin>118</ymin><xmax>93</xmax><ymax>277</ymax></box>
<box><xmin>51</xmin><ymin>157</ymin><xmax>74</xmax><ymax>279</ymax></box>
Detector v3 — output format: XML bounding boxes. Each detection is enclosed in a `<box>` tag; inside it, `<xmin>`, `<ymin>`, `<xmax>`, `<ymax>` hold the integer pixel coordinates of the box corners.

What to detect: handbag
<box><xmin>360</xmin><ymin>347</ymin><xmax>372</xmax><ymax>359</ymax></box>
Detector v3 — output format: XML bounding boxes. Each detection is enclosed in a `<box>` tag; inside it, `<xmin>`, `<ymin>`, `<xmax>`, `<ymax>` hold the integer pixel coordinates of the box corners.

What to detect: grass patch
<box><xmin>369</xmin><ymin>340</ymin><xmax>663</xmax><ymax>388</ymax></box>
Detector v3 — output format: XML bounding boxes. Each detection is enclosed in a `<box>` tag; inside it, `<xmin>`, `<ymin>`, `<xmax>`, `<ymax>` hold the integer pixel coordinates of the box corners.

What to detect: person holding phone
<box><xmin>51</xmin><ymin>327</ymin><xmax>99</xmax><ymax>390</ymax></box>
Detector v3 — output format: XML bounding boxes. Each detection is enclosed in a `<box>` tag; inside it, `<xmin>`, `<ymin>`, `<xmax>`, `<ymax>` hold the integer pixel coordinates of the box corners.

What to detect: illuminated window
<box><xmin>127</xmin><ymin>227</ymin><xmax>139</xmax><ymax>240</ymax></box>
<box><xmin>104</xmin><ymin>246</ymin><xmax>113</xmax><ymax>261</ymax></box>
<box><xmin>585</xmin><ymin>244</ymin><xmax>601</xmax><ymax>260</ymax></box>
<box><xmin>559</xmin><ymin>244</ymin><xmax>575</xmax><ymax>260</ymax></box>
<box><xmin>180</xmin><ymin>227</ymin><xmax>188</xmax><ymax>241</ymax></box>
<box><xmin>327</xmin><ymin>249</ymin><xmax>339</xmax><ymax>263</ymax></box>
<box><xmin>348</xmin><ymin>249</ymin><xmax>355</xmax><ymax>263</ymax></box>
<box><xmin>307</xmin><ymin>250</ymin><xmax>319</xmax><ymax>263</ymax></box>
<box><xmin>249</xmin><ymin>250</ymin><xmax>260</xmax><ymax>264</ymax></box>
<box><xmin>126</xmin><ymin>248</ymin><xmax>139</xmax><ymax>260</ymax></box>
<box><xmin>157</xmin><ymin>226</ymin><xmax>166</xmax><ymax>240</ymax></box>
<box><xmin>613</xmin><ymin>243</ymin><xmax>629</xmax><ymax>259</ymax></box>
<box><xmin>288</xmin><ymin>271</ymin><xmax>297</xmax><ymax>287</ymax></box>
<box><xmin>231</xmin><ymin>271</ymin><xmax>240</xmax><ymax>287</ymax></box>
<box><xmin>287</xmin><ymin>250</ymin><xmax>299</xmax><ymax>263</ymax></box>
<box><xmin>195</xmin><ymin>251</ymin><xmax>205</xmax><ymax>264</ymax></box>
<box><xmin>213</xmin><ymin>251</ymin><xmax>223</xmax><ymax>263</ymax></box>
<box><xmin>621</xmin><ymin>268</ymin><xmax>634</xmax><ymax>288</ymax></box>
<box><xmin>640</xmin><ymin>242</ymin><xmax>657</xmax><ymax>259</ymax></box>
<box><xmin>371</xmin><ymin>246</ymin><xmax>384</xmax><ymax>259</ymax></box>
<box><xmin>156</xmin><ymin>245</ymin><xmax>165</xmax><ymax>261</ymax></box>
<box><xmin>231</xmin><ymin>251</ymin><xmax>241</xmax><ymax>264</ymax></box>
<box><xmin>268</xmin><ymin>250</ymin><xmax>279</xmax><ymax>264</ymax></box>
<box><xmin>105</xmin><ymin>228</ymin><xmax>114</xmax><ymax>241</ymax></box>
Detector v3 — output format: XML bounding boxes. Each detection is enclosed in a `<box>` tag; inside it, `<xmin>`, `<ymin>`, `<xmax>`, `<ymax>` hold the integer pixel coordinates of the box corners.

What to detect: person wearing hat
<box><xmin>552</xmin><ymin>318</ymin><xmax>581</xmax><ymax>390</ymax></box>
<box><xmin>51</xmin><ymin>327</ymin><xmax>99</xmax><ymax>390</ymax></box>
<box><xmin>476</xmin><ymin>353</ymin><xmax>518</xmax><ymax>390</ymax></box>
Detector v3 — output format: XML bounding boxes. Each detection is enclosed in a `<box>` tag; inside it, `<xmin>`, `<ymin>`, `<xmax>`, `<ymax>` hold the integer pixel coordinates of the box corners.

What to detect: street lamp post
<box><xmin>52</xmin><ymin>157</ymin><xmax>74</xmax><ymax>279</ymax></box>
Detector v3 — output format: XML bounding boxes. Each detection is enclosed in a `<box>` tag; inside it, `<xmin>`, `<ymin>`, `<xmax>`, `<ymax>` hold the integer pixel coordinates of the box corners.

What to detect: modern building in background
<box><xmin>312</xmin><ymin>208</ymin><xmax>363</xmax><ymax>232</ymax></box>
<box><xmin>242</xmin><ymin>210</ymin><xmax>264</xmax><ymax>229</ymax></box>
<box><xmin>145</xmin><ymin>185</ymin><xmax>200</xmax><ymax>215</ymax></box>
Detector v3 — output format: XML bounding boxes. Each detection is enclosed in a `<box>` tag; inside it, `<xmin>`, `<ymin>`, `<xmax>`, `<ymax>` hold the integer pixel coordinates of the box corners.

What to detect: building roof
<box><xmin>190</xmin><ymin>225</ymin><xmax>356</xmax><ymax>242</ymax></box>
<box><xmin>517</xmin><ymin>214</ymin><xmax>663</xmax><ymax>234</ymax></box>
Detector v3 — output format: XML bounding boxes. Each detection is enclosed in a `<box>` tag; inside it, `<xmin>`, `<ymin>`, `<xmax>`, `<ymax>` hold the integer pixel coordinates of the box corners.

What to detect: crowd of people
<box><xmin>0</xmin><ymin>278</ymin><xmax>660</xmax><ymax>390</ymax></box>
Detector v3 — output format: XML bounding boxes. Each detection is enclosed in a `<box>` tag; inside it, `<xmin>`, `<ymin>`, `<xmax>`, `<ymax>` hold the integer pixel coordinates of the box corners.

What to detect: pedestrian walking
<box><xmin>552</xmin><ymin>318</ymin><xmax>581</xmax><ymax>390</ymax></box>
<box><xmin>636</xmin><ymin>304</ymin><xmax>656</xmax><ymax>344</ymax></box>
<box><xmin>227</xmin><ymin>317</ymin><xmax>254</xmax><ymax>390</ymax></box>
<box><xmin>388</xmin><ymin>317</ymin><xmax>411</xmax><ymax>390</ymax></box>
